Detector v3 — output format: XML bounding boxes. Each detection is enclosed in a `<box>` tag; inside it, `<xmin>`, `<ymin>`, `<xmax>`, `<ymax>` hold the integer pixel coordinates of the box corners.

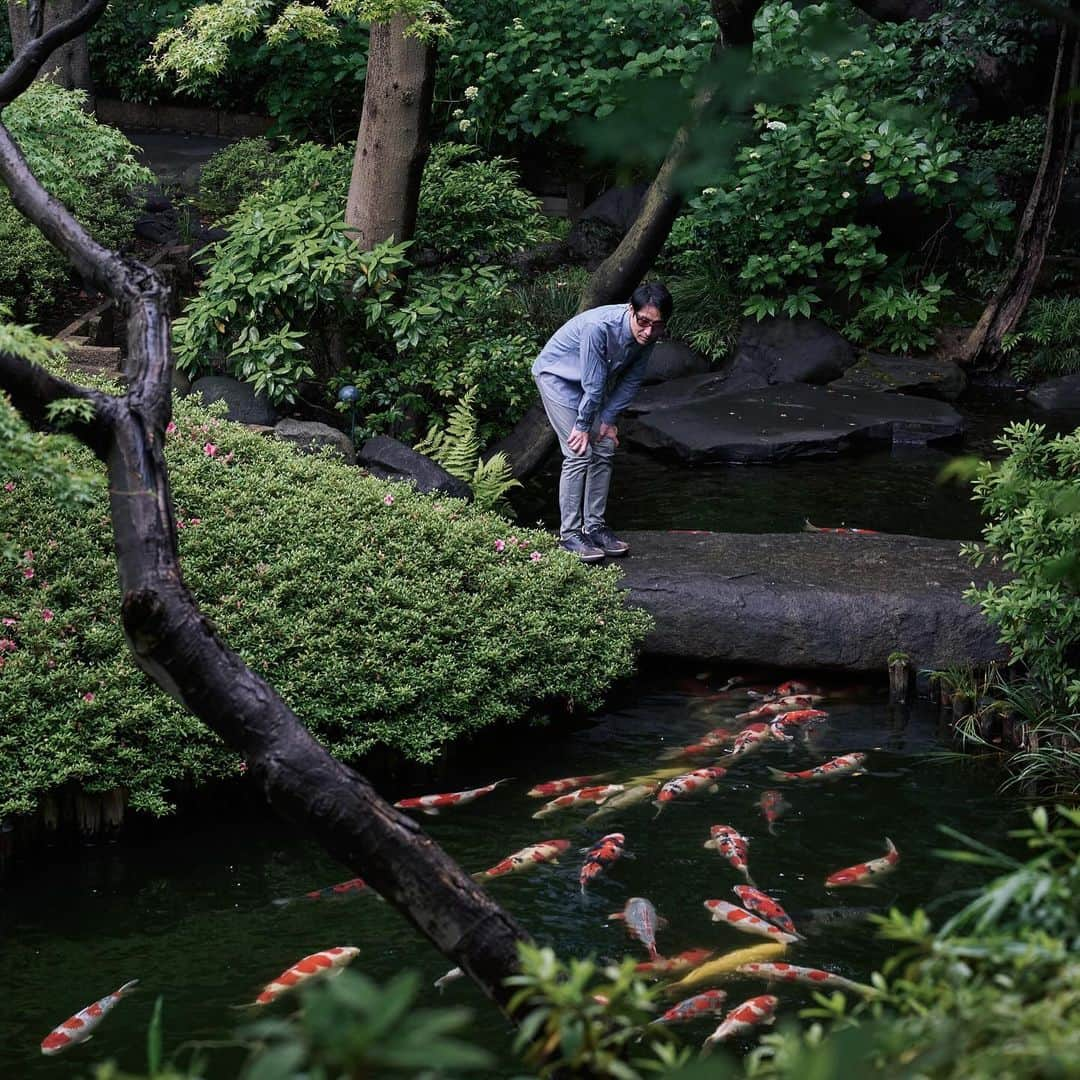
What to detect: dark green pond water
<box><xmin>3</xmin><ymin>673</ymin><xmax>1013</xmax><ymax>1077</ymax></box>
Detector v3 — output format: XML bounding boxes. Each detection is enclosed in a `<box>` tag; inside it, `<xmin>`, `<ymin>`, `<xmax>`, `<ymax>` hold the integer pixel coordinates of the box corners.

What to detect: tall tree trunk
<box><xmin>961</xmin><ymin>8</ymin><xmax>1080</xmax><ymax>366</ymax></box>
<box><xmin>7</xmin><ymin>0</ymin><xmax>94</xmax><ymax>104</ymax></box>
<box><xmin>345</xmin><ymin>15</ymin><xmax>435</xmax><ymax>250</ymax></box>
<box><xmin>0</xmin><ymin>2</ymin><xmax>528</xmax><ymax>1010</ymax></box>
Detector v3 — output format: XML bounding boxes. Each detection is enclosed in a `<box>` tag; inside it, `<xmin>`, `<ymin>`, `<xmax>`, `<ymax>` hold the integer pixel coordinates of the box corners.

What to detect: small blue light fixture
<box><xmin>338</xmin><ymin>384</ymin><xmax>360</xmax><ymax>444</ymax></box>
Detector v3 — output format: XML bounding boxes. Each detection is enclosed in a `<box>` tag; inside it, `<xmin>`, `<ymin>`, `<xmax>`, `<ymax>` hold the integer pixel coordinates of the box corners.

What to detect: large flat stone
<box><xmin>617</xmin><ymin>530</ymin><xmax>1006</xmax><ymax>673</ymax></box>
<box><xmin>623</xmin><ymin>382</ymin><xmax>964</xmax><ymax>463</ymax></box>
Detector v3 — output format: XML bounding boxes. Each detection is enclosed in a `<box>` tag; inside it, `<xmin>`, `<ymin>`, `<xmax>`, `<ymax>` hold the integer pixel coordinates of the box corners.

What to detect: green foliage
<box><xmin>0</xmin><ymin>386</ymin><xmax>651</xmax><ymax>818</ymax></box>
<box><xmin>0</xmin><ymin>82</ymin><xmax>153</xmax><ymax>318</ymax></box>
<box><xmin>1002</xmin><ymin>297</ymin><xmax>1080</xmax><ymax>382</ymax></box>
<box><xmin>962</xmin><ymin>115</ymin><xmax>1046</xmax><ymax>190</ymax></box>
<box><xmin>439</xmin><ymin>0</ymin><xmax>718</xmax><ymax>144</ymax></box>
<box><xmin>961</xmin><ymin>422</ymin><xmax>1080</xmax><ymax>712</ymax></box>
<box><xmin>414</xmin><ymin>387</ymin><xmax>522</xmax><ymax>513</ymax></box>
<box><xmin>665</xmin><ymin>262</ymin><xmax>744</xmax><ymax>364</ymax></box>
<box><xmin>196</xmin><ymin>137</ymin><xmax>283</xmax><ymax>217</ymax></box>
<box><xmin>842</xmin><ymin>272</ymin><xmax>951</xmax><ymax>354</ymax></box>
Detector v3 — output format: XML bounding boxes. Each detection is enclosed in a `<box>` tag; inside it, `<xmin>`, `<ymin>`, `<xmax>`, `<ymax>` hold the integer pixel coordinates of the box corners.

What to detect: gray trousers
<box><xmin>535</xmin><ymin>373</ymin><xmax>617</xmax><ymax>539</ymax></box>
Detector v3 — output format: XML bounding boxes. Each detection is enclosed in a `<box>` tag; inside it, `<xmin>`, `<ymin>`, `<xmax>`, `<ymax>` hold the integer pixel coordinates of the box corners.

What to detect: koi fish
<box><xmin>272</xmin><ymin>877</ymin><xmax>367</xmax><ymax>907</ymax></box>
<box><xmin>609</xmin><ymin>896</ymin><xmax>666</xmax><ymax>961</ymax></box>
<box><xmin>585</xmin><ymin>782</ymin><xmax>661</xmax><ymax>822</ymax></box>
<box><xmin>651</xmin><ymin>988</ymin><xmax>728</xmax><ymax>1025</ymax></box>
<box><xmin>726</xmin><ymin>723</ymin><xmax>775</xmax><ymax>762</ymax></box>
<box><xmin>825</xmin><ymin>838</ymin><xmax>900</xmax><ymax>888</ymax></box>
<box><xmin>758</xmin><ymin>790</ymin><xmax>790</xmax><ymax>835</ymax></box>
<box><xmin>527</xmin><ymin>775</ymin><xmax>606</xmax><ymax>797</ymax></box>
<box><xmin>394</xmin><ymin>778</ymin><xmax>511</xmax><ymax>816</ymax></box>
<box><xmin>434</xmin><ymin>966</ymin><xmax>465</xmax><ymax>992</ymax></box>
<box><xmin>532</xmin><ymin>783</ymin><xmax>625</xmax><ymax>819</ymax></box>
<box><xmin>253</xmin><ymin>946</ymin><xmax>359</xmax><ymax>1006</ymax></box>
<box><xmin>579</xmin><ymin>833</ymin><xmax>631</xmax><ymax>894</ymax></box>
<box><xmin>41</xmin><ymin>979</ymin><xmax>139</xmax><ymax>1055</ymax></box>
<box><xmin>767</xmin><ymin>718</ymin><xmax>795</xmax><ymax>744</ymax></box>
<box><xmin>736</xmin><ymin>696</ymin><xmax>824</xmax><ymax>721</ymax></box>
<box><xmin>736</xmin><ymin>961</ymin><xmax>877</xmax><ymax>996</ymax></box>
<box><xmin>635</xmin><ymin>948</ymin><xmax>714</xmax><ymax>979</ymax></box>
<box><xmin>732</xmin><ymin>886</ymin><xmax>799</xmax><ymax>938</ymax></box>
<box><xmin>771</xmin><ymin>708</ymin><xmax>829</xmax><ymax>732</ymax></box>
<box><xmin>665</xmin><ymin>942</ymin><xmax>788</xmax><ymax>994</ymax></box>
<box><xmin>704</xmin><ymin>900</ymin><xmax>800</xmax><ymax>944</ymax></box>
<box><xmin>804</xmin><ymin>519</ymin><xmax>879</xmax><ymax>535</ymax></box>
<box><xmin>704</xmin><ymin>824</ymin><xmax>754</xmax><ymax>885</ymax></box>
<box><xmin>703</xmin><ymin>994</ymin><xmax>778</xmax><ymax>1048</ymax></box>
<box><xmin>654</xmin><ymin>767</ymin><xmax>727</xmax><ymax>813</ymax></box>
<box><xmin>660</xmin><ymin>729</ymin><xmax>736</xmax><ymax>760</ymax></box>
<box><xmin>473</xmin><ymin>839</ymin><xmax>570</xmax><ymax>882</ymax></box>
<box><xmin>768</xmin><ymin>752</ymin><xmax>867</xmax><ymax>783</ymax></box>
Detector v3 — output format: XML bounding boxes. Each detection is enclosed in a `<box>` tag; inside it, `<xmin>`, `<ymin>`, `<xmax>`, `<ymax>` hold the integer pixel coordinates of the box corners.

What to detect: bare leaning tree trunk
<box><xmin>7</xmin><ymin>0</ymin><xmax>94</xmax><ymax>103</ymax></box>
<box><xmin>0</xmin><ymin>1</ymin><xmax>528</xmax><ymax>1010</ymax></box>
<box><xmin>961</xmin><ymin>4</ymin><xmax>1080</xmax><ymax>366</ymax></box>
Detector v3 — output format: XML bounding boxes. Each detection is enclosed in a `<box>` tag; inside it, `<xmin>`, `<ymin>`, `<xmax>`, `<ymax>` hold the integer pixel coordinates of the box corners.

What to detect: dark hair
<box><xmin>630</xmin><ymin>282</ymin><xmax>673</xmax><ymax>320</ymax></box>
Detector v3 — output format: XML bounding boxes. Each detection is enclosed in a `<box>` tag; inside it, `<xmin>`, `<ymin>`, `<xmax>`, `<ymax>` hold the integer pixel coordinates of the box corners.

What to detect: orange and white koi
<box><xmin>768</xmin><ymin>752</ymin><xmax>867</xmax><ymax>783</ymax></box>
<box><xmin>253</xmin><ymin>946</ymin><xmax>359</xmax><ymax>1006</ymax></box>
<box><xmin>527</xmin><ymin>775</ymin><xmax>606</xmax><ymax>797</ymax></box>
<box><xmin>273</xmin><ymin>877</ymin><xmax>367</xmax><ymax>907</ymax></box>
<box><xmin>40</xmin><ymin>980</ymin><xmax>139</xmax><ymax>1055</ymax></box>
<box><xmin>758</xmin><ymin>789</ymin><xmax>790</xmax><ymax>835</ymax></box>
<box><xmin>586</xmin><ymin>782</ymin><xmax>660</xmax><ymax>822</ymax></box>
<box><xmin>654</xmin><ymin>767</ymin><xmax>727</xmax><ymax>813</ymax></box>
<box><xmin>474</xmin><ymin>839</ymin><xmax>570</xmax><ymax>882</ymax></box>
<box><xmin>726</xmin><ymin>723</ymin><xmax>775</xmax><ymax>762</ymax></box>
<box><xmin>736</xmin><ymin>961</ymin><xmax>877</xmax><ymax>996</ymax></box>
<box><xmin>704</xmin><ymin>900</ymin><xmax>800</xmax><ymax>944</ymax></box>
<box><xmin>825</xmin><ymin>838</ymin><xmax>899</xmax><ymax>888</ymax></box>
<box><xmin>532</xmin><ymin>783</ymin><xmax>625</xmax><ymax>819</ymax></box>
<box><xmin>394</xmin><ymin>778</ymin><xmax>511</xmax><ymax>816</ymax></box>
<box><xmin>747</xmin><ymin>679</ymin><xmax>819</xmax><ymax>701</ymax></box>
<box><xmin>704</xmin><ymin>824</ymin><xmax>754</xmax><ymax>885</ymax></box>
<box><xmin>651</xmin><ymin>988</ymin><xmax>728</xmax><ymax>1025</ymax></box>
<box><xmin>660</xmin><ymin>728</ymin><xmax>736</xmax><ymax>760</ymax></box>
<box><xmin>736</xmin><ymin>695</ymin><xmax>824</xmax><ymax>720</ymax></box>
<box><xmin>772</xmin><ymin>708</ymin><xmax>829</xmax><ymax>732</ymax></box>
<box><xmin>732</xmin><ymin>886</ymin><xmax>799</xmax><ymax>938</ymax></box>
<box><xmin>579</xmin><ymin>832</ymin><xmax>631</xmax><ymax>894</ymax></box>
<box><xmin>609</xmin><ymin>896</ymin><xmax>666</xmax><ymax>961</ymax></box>
<box><xmin>634</xmin><ymin>948</ymin><xmax>713</xmax><ymax>979</ymax></box>
<box><xmin>767</xmin><ymin>718</ymin><xmax>795</xmax><ymax>743</ymax></box>
<box><xmin>703</xmin><ymin>994</ymin><xmax>778</xmax><ymax>1048</ymax></box>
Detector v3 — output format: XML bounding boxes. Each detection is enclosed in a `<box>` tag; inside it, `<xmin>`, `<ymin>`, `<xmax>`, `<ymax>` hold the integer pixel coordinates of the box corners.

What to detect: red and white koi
<box><xmin>532</xmin><ymin>783</ymin><xmax>625</xmax><ymax>819</ymax></box>
<box><xmin>726</xmin><ymin>722</ymin><xmax>776</xmax><ymax>762</ymax></box>
<box><xmin>393</xmin><ymin>778</ymin><xmax>511</xmax><ymax>816</ymax></box>
<box><xmin>660</xmin><ymin>728</ymin><xmax>736</xmax><ymax>760</ymax></box>
<box><xmin>768</xmin><ymin>752</ymin><xmax>867</xmax><ymax>783</ymax></box>
<box><xmin>747</xmin><ymin>679</ymin><xmax>819</xmax><ymax>701</ymax></box>
<box><xmin>704</xmin><ymin>824</ymin><xmax>754</xmax><ymax>885</ymax></box>
<box><xmin>758</xmin><ymin>789</ymin><xmax>790</xmax><ymax>835</ymax></box>
<box><xmin>40</xmin><ymin>980</ymin><xmax>139</xmax><ymax>1055</ymax></box>
<box><xmin>736</xmin><ymin>961</ymin><xmax>877</xmax><ymax>996</ymax></box>
<box><xmin>703</xmin><ymin>994</ymin><xmax>778</xmax><ymax>1048</ymax></box>
<box><xmin>579</xmin><ymin>832</ymin><xmax>631</xmax><ymax>894</ymax></box>
<box><xmin>609</xmin><ymin>896</ymin><xmax>666</xmax><ymax>961</ymax></box>
<box><xmin>704</xmin><ymin>900</ymin><xmax>800</xmax><ymax>944</ymax></box>
<box><xmin>652</xmin><ymin>988</ymin><xmax>728</xmax><ymax>1025</ymax></box>
<box><xmin>732</xmin><ymin>886</ymin><xmax>800</xmax><ymax>938</ymax></box>
<box><xmin>771</xmin><ymin>708</ymin><xmax>829</xmax><ymax>733</ymax></box>
<box><xmin>634</xmin><ymin>948</ymin><xmax>713</xmax><ymax>979</ymax></box>
<box><xmin>253</xmin><ymin>946</ymin><xmax>360</xmax><ymax>1006</ymax></box>
<box><xmin>825</xmin><ymin>838</ymin><xmax>900</xmax><ymax>889</ymax></box>
<box><xmin>474</xmin><ymin>839</ymin><xmax>571</xmax><ymax>882</ymax></box>
<box><xmin>527</xmin><ymin>775</ymin><xmax>606</xmax><ymax>797</ymax></box>
<box><xmin>654</xmin><ymin>766</ymin><xmax>727</xmax><ymax>813</ymax></box>
<box><xmin>736</xmin><ymin>695</ymin><xmax>824</xmax><ymax>720</ymax></box>
<box><xmin>273</xmin><ymin>877</ymin><xmax>367</xmax><ymax>907</ymax></box>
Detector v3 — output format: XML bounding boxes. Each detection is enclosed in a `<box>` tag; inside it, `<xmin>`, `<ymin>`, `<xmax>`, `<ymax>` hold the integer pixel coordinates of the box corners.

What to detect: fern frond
<box><xmin>472</xmin><ymin>451</ymin><xmax>522</xmax><ymax>513</ymax></box>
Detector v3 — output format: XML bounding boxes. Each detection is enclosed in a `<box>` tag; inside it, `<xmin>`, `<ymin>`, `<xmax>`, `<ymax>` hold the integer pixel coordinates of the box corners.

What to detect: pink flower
<box><xmin>494</xmin><ymin>539</ymin><xmax>506</xmax><ymax>552</ymax></box>
<box><xmin>238</xmin><ymin>760</ymin><xmax>248</xmax><ymax>775</ymax></box>
<box><xmin>2</xmin><ymin>618</ymin><xmax>16</xmax><ymax>627</ymax></box>
<box><xmin>530</xmin><ymin>551</ymin><xmax>543</xmax><ymax>562</ymax></box>
<box><xmin>3</xmin><ymin>481</ymin><xmax>14</xmax><ymax>492</ymax></box>
<box><xmin>203</xmin><ymin>442</ymin><xmax>218</xmax><ymax>458</ymax></box>
<box><xmin>165</xmin><ymin>421</ymin><xmax>177</xmax><ymax>436</ymax></box>
<box><xmin>508</xmin><ymin>536</ymin><xmax>520</xmax><ymax>546</ymax></box>
<box><xmin>23</xmin><ymin>549</ymin><xmax>33</xmax><ymax>562</ymax></box>
<box><xmin>40</xmin><ymin>609</ymin><xmax>54</xmax><ymax>622</ymax></box>
<box><xmin>0</xmin><ymin>639</ymin><xmax>16</xmax><ymax>653</ymax></box>
<box><xmin>188</xmin><ymin>517</ymin><xmax>202</xmax><ymax>527</ymax></box>
<box><xmin>176</xmin><ymin>519</ymin><xmax>185</xmax><ymax>530</ymax></box>
<box><xmin>383</xmin><ymin>493</ymin><xmax>395</xmax><ymax>506</ymax></box>
<box><xmin>82</xmin><ymin>692</ymin><xmax>95</xmax><ymax>703</ymax></box>
<box><xmin>22</xmin><ymin>567</ymin><xmax>34</xmax><ymax>580</ymax></box>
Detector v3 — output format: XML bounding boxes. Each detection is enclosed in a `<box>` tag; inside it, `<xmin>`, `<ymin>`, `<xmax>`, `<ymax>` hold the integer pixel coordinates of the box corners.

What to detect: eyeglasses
<box><xmin>633</xmin><ymin>311</ymin><xmax>666</xmax><ymax>333</ymax></box>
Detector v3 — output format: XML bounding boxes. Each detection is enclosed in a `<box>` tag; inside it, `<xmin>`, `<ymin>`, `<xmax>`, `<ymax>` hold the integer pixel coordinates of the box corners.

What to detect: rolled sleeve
<box><xmin>600</xmin><ymin>347</ymin><xmax>651</xmax><ymax>426</ymax></box>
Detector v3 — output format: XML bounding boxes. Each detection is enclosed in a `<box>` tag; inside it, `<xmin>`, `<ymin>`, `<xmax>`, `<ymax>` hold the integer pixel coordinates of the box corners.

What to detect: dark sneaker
<box><xmin>559</xmin><ymin>532</ymin><xmax>606</xmax><ymax>563</ymax></box>
<box><xmin>583</xmin><ymin>525</ymin><xmax>630</xmax><ymax>557</ymax></box>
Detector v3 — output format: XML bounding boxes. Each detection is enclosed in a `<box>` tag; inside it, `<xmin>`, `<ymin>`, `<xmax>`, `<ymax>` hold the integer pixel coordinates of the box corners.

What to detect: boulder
<box><xmin>642</xmin><ymin>340</ymin><xmax>710</xmax><ymax>385</ymax></box>
<box><xmin>622</xmin><ymin>382</ymin><xmax>964</xmax><ymax>464</ymax></box>
<box><xmin>830</xmin><ymin>352</ymin><xmax>968</xmax><ymax>401</ymax></box>
<box><xmin>1027</xmin><ymin>372</ymin><xmax>1080</xmax><ymax>411</ymax></box>
<box><xmin>726</xmin><ymin>316</ymin><xmax>855</xmax><ymax>389</ymax></box>
<box><xmin>273</xmin><ymin>419</ymin><xmax>355</xmax><ymax>465</ymax></box>
<box><xmin>625</xmin><ymin>371</ymin><xmax>735</xmax><ymax>415</ymax></box>
<box><xmin>565</xmin><ymin>183</ymin><xmax>648</xmax><ymax>264</ymax></box>
<box><xmin>189</xmin><ymin>375</ymin><xmax>279</xmax><ymax>426</ymax></box>
<box><xmin>358</xmin><ymin>435</ymin><xmax>473</xmax><ymax>501</ymax></box>
<box><xmin>617</xmin><ymin>530</ymin><xmax>1008</xmax><ymax>672</ymax></box>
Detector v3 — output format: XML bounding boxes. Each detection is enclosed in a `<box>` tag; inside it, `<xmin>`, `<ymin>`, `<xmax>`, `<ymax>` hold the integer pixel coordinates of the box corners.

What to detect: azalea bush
<box><xmin>0</xmin><ymin>387</ymin><xmax>651</xmax><ymax>818</ymax></box>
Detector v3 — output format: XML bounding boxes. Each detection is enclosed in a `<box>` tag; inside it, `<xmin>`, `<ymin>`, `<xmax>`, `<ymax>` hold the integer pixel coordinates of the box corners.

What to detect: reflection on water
<box><xmin>1</xmin><ymin>672</ymin><xmax>1015</xmax><ymax>1076</ymax></box>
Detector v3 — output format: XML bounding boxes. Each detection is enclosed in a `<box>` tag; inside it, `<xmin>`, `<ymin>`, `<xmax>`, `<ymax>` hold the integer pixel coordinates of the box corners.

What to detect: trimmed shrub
<box><xmin>196</xmin><ymin>137</ymin><xmax>283</xmax><ymax>217</ymax></box>
<box><xmin>0</xmin><ymin>390</ymin><xmax>650</xmax><ymax>818</ymax></box>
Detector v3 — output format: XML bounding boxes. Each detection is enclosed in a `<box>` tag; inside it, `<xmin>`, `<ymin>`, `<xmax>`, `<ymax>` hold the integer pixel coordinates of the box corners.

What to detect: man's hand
<box><xmin>597</xmin><ymin>422</ymin><xmax>619</xmax><ymax>447</ymax></box>
<box><xmin>567</xmin><ymin>427</ymin><xmax>591</xmax><ymax>455</ymax></box>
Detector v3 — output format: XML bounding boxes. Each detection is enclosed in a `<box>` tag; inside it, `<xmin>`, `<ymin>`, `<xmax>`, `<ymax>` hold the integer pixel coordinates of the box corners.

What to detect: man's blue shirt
<box><xmin>531</xmin><ymin>304</ymin><xmax>654</xmax><ymax>431</ymax></box>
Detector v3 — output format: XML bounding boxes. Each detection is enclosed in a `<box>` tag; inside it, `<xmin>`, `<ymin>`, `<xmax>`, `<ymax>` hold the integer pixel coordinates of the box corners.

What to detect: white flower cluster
<box><xmin>459</xmin><ymin>118</ymin><xmax>474</xmax><ymax>132</ymax></box>
<box><xmin>464</xmin><ymin>85</ymin><xmax>479</xmax><ymax>100</ymax></box>
<box><xmin>765</xmin><ymin>120</ymin><xmax>787</xmax><ymax>131</ymax></box>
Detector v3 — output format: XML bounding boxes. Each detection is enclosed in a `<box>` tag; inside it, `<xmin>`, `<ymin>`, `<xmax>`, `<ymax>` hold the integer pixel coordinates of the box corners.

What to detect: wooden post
<box><xmin>888</xmin><ymin>654</ymin><xmax>914</xmax><ymax>705</ymax></box>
